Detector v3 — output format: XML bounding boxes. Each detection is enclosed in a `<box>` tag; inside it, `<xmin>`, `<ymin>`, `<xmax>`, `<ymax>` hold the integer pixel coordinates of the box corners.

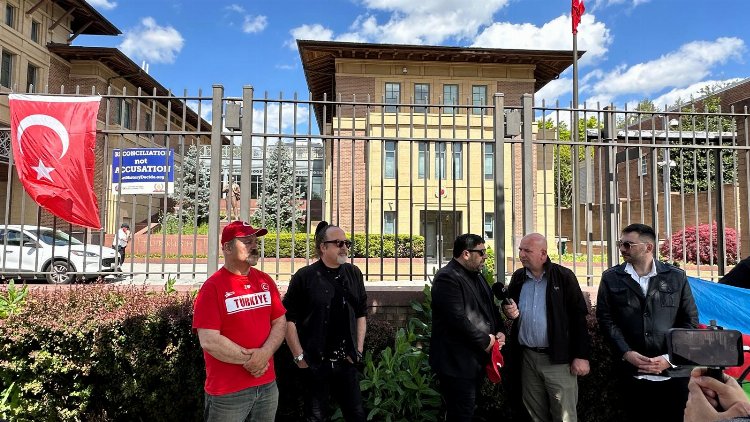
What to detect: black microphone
<box><xmin>491</xmin><ymin>282</ymin><xmax>512</xmax><ymax>305</ymax></box>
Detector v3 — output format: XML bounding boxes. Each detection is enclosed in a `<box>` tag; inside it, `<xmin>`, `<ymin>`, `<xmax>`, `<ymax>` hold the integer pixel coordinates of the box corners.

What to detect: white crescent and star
<box><xmin>15</xmin><ymin>114</ymin><xmax>70</xmax><ymax>182</ymax></box>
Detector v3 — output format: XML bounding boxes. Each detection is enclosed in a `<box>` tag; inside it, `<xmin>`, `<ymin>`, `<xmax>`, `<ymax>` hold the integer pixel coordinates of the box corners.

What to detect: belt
<box><xmin>522</xmin><ymin>345</ymin><xmax>549</xmax><ymax>354</ymax></box>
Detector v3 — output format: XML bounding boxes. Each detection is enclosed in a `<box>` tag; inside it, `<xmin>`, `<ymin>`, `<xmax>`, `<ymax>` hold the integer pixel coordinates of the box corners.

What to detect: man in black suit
<box><xmin>430</xmin><ymin>233</ymin><xmax>505</xmax><ymax>422</ymax></box>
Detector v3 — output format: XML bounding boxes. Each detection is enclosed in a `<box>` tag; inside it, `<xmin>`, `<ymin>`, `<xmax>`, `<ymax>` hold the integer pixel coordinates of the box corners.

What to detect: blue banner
<box><xmin>689</xmin><ymin>276</ymin><xmax>750</xmax><ymax>333</ymax></box>
<box><xmin>111</xmin><ymin>148</ymin><xmax>174</xmax><ymax>195</ymax></box>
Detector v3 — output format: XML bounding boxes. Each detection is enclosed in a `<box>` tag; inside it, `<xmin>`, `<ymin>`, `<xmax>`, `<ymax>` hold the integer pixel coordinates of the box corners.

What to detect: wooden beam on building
<box><xmin>49</xmin><ymin>7</ymin><xmax>75</xmax><ymax>31</ymax></box>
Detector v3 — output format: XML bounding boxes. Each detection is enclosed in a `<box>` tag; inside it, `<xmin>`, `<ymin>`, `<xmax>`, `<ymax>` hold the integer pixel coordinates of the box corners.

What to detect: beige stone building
<box><xmin>298</xmin><ymin>40</ymin><xmax>578</xmax><ymax>260</ymax></box>
<box><xmin>0</xmin><ymin>0</ymin><xmax>210</xmax><ymax>235</ymax></box>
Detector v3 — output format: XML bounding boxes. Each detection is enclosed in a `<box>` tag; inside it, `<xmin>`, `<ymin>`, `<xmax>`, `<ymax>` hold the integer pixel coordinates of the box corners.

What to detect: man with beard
<box><xmin>193</xmin><ymin>221</ymin><xmax>287</xmax><ymax>422</ymax></box>
<box><xmin>430</xmin><ymin>233</ymin><xmax>505</xmax><ymax>421</ymax></box>
<box><xmin>283</xmin><ymin>221</ymin><xmax>368</xmax><ymax>422</ymax></box>
<box><xmin>597</xmin><ymin>223</ymin><xmax>698</xmax><ymax>422</ymax></box>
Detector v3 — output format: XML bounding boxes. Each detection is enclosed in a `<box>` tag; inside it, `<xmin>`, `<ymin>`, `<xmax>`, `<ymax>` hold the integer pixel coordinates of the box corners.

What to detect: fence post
<box><xmin>493</xmin><ymin>93</ymin><xmax>506</xmax><ymax>283</ymax></box>
<box><xmin>521</xmin><ymin>93</ymin><xmax>534</xmax><ymax>235</ymax></box>
<box><xmin>603</xmin><ymin>106</ymin><xmax>620</xmax><ymax>268</ymax></box>
<box><xmin>208</xmin><ymin>85</ymin><xmax>224</xmax><ymax>275</ymax></box>
<box><xmin>241</xmin><ymin>86</ymin><xmax>254</xmax><ymax>223</ymax></box>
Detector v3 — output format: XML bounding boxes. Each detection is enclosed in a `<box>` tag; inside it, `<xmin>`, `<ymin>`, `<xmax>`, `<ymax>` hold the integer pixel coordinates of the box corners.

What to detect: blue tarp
<box><xmin>688</xmin><ymin>277</ymin><xmax>750</xmax><ymax>333</ymax></box>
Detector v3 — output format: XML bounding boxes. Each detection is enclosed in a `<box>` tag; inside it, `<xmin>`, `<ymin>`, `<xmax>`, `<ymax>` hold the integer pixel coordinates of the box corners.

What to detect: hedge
<box><xmin>256</xmin><ymin>233</ymin><xmax>425</xmax><ymax>259</ymax></box>
<box><xmin>1</xmin><ymin>284</ymin><xmax>630</xmax><ymax>421</ymax></box>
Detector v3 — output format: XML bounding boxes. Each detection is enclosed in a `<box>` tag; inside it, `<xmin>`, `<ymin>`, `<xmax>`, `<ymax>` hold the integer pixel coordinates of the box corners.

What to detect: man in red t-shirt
<box><xmin>193</xmin><ymin>220</ymin><xmax>287</xmax><ymax>422</ymax></box>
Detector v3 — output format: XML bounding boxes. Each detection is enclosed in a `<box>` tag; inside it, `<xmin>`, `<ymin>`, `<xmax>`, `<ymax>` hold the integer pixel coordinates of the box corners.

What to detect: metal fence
<box><xmin>1</xmin><ymin>85</ymin><xmax>748</xmax><ymax>285</ymax></box>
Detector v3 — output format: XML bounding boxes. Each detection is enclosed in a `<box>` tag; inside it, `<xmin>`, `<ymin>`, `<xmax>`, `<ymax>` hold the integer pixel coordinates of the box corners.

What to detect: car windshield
<box><xmin>37</xmin><ymin>229</ymin><xmax>84</xmax><ymax>246</ymax></box>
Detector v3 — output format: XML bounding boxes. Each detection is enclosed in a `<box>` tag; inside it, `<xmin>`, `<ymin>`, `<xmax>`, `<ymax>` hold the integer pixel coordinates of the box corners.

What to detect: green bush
<box><xmin>258</xmin><ymin>233</ymin><xmax>425</xmax><ymax>259</ymax></box>
<box><xmin>360</xmin><ymin>328</ymin><xmax>441</xmax><ymax>421</ymax></box>
<box><xmin>0</xmin><ymin>286</ymin><xmax>204</xmax><ymax>421</ymax></box>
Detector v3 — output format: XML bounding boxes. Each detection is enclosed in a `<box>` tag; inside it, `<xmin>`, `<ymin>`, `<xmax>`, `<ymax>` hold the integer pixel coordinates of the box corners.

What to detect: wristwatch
<box><xmin>293</xmin><ymin>353</ymin><xmax>305</xmax><ymax>364</ymax></box>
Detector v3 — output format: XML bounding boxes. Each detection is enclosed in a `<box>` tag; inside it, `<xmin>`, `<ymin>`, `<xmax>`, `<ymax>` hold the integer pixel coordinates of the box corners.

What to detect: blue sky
<box><xmin>78</xmin><ymin>0</ymin><xmax>748</xmax><ymax>122</ymax></box>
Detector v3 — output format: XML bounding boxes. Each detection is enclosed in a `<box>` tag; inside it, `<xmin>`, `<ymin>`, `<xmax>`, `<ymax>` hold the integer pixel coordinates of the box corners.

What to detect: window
<box><xmin>30</xmin><ymin>20</ymin><xmax>41</xmax><ymax>43</ymax></box>
<box><xmin>384</xmin><ymin>141</ymin><xmax>396</xmax><ymax>179</ymax></box>
<box><xmin>484</xmin><ymin>213</ymin><xmax>495</xmax><ymax>240</ymax></box>
<box><xmin>639</xmin><ymin>155</ymin><xmax>648</xmax><ymax>176</ymax></box>
<box><xmin>484</xmin><ymin>143</ymin><xmax>494</xmax><ymax>180</ymax></box>
<box><xmin>418</xmin><ymin>142</ymin><xmax>429</xmax><ymax>179</ymax></box>
<box><xmin>26</xmin><ymin>63</ymin><xmax>38</xmax><ymax>92</ymax></box>
<box><xmin>385</xmin><ymin>82</ymin><xmax>400</xmax><ymax>113</ymax></box>
<box><xmin>384</xmin><ymin>211</ymin><xmax>396</xmax><ymax>234</ymax></box>
<box><xmin>414</xmin><ymin>83</ymin><xmax>429</xmax><ymax>113</ymax></box>
<box><xmin>453</xmin><ymin>143</ymin><xmax>463</xmax><ymax>180</ymax></box>
<box><xmin>435</xmin><ymin>142</ymin><xmax>446</xmax><ymax>179</ymax></box>
<box><xmin>472</xmin><ymin>85</ymin><xmax>487</xmax><ymax>115</ymax></box>
<box><xmin>250</xmin><ymin>175</ymin><xmax>262</xmax><ymax>199</ymax></box>
<box><xmin>295</xmin><ymin>175</ymin><xmax>308</xmax><ymax>197</ymax></box>
<box><xmin>115</xmin><ymin>100</ymin><xmax>133</xmax><ymax>129</ymax></box>
<box><xmin>443</xmin><ymin>84</ymin><xmax>458</xmax><ymax>114</ymax></box>
<box><xmin>5</xmin><ymin>4</ymin><xmax>16</xmax><ymax>29</ymax></box>
<box><xmin>0</xmin><ymin>51</ymin><xmax>13</xmax><ymax>88</ymax></box>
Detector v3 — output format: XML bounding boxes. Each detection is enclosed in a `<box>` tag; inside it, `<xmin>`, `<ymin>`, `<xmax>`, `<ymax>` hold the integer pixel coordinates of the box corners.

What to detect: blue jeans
<box><xmin>204</xmin><ymin>381</ymin><xmax>279</xmax><ymax>422</ymax></box>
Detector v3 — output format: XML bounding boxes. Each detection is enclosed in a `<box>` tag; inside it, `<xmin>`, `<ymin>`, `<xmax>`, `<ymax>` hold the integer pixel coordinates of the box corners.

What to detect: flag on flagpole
<box><xmin>572</xmin><ymin>0</ymin><xmax>585</xmax><ymax>34</ymax></box>
<box><xmin>9</xmin><ymin>94</ymin><xmax>103</xmax><ymax>229</ymax></box>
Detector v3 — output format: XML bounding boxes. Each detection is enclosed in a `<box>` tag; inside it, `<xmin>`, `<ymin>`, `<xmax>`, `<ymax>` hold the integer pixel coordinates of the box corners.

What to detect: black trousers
<box><xmin>617</xmin><ymin>375</ymin><xmax>689</xmax><ymax>422</ymax></box>
<box><xmin>301</xmin><ymin>360</ymin><xmax>365</xmax><ymax>422</ymax></box>
<box><xmin>117</xmin><ymin>246</ymin><xmax>126</xmax><ymax>266</ymax></box>
<box><xmin>437</xmin><ymin>373</ymin><xmax>483</xmax><ymax>422</ymax></box>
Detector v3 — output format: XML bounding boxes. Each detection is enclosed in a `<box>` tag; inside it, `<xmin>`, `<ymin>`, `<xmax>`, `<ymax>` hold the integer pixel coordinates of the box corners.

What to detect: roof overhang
<box><xmin>50</xmin><ymin>0</ymin><xmax>121</xmax><ymax>36</ymax></box>
<box><xmin>298</xmin><ymin>39</ymin><xmax>584</xmax><ymax>128</ymax></box>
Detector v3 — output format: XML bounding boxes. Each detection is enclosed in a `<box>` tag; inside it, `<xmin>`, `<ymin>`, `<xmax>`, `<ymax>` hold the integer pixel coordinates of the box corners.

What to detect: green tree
<box><xmin>617</xmin><ymin>98</ymin><xmax>658</xmax><ymax>129</ymax></box>
<box><xmin>172</xmin><ymin>145</ymin><xmax>210</xmax><ymax>223</ymax></box>
<box><xmin>252</xmin><ymin>144</ymin><xmax>303</xmax><ymax>232</ymax></box>
<box><xmin>543</xmin><ymin>116</ymin><xmax>601</xmax><ymax>208</ymax></box>
<box><xmin>668</xmin><ymin>83</ymin><xmax>736</xmax><ymax>193</ymax></box>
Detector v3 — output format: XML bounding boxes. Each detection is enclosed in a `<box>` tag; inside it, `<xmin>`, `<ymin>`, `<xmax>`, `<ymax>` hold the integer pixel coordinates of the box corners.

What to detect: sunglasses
<box><xmin>323</xmin><ymin>240</ymin><xmax>352</xmax><ymax>248</ymax></box>
<box><xmin>467</xmin><ymin>249</ymin><xmax>487</xmax><ymax>256</ymax></box>
<box><xmin>616</xmin><ymin>240</ymin><xmax>644</xmax><ymax>250</ymax></box>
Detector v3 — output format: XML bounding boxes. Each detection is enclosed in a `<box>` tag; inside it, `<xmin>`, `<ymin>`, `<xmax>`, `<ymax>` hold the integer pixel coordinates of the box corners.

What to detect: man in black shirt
<box><xmin>283</xmin><ymin>221</ymin><xmax>367</xmax><ymax>422</ymax></box>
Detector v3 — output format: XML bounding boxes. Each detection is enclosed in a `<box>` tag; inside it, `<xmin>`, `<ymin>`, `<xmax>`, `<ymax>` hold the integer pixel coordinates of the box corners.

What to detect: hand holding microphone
<box><xmin>492</xmin><ymin>282</ymin><xmax>519</xmax><ymax>320</ymax></box>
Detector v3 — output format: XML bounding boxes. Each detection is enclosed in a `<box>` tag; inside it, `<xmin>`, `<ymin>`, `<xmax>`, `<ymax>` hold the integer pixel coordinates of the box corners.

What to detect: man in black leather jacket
<box><xmin>596</xmin><ymin>223</ymin><xmax>698</xmax><ymax>422</ymax></box>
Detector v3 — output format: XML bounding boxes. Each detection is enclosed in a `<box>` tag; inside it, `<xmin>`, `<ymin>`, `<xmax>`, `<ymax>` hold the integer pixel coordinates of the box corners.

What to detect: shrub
<box><xmin>660</xmin><ymin>222</ymin><xmax>739</xmax><ymax>265</ymax></box>
<box><xmin>0</xmin><ymin>286</ymin><xmax>204</xmax><ymax>421</ymax></box>
<box><xmin>359</xmin><ymin>327</ymin><xmax>441</xmax><ymax>421</ymax></box>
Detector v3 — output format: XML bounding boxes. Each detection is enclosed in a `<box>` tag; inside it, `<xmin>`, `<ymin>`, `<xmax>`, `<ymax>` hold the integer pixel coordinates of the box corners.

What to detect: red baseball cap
<box><xmin>221</xmin><ymin>221</ymin><xmax>268</xmax><ymax>244</ymax></box>
<box><xmin>485</xmin><ymin>340</ymin><xmax>505</xmax><ymax>384</ymax></box>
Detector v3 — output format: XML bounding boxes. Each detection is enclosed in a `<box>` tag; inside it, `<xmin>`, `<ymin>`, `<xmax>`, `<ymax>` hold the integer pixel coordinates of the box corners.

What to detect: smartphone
<box><xmin>667</xmin><ymin>328</ymin><xmax>744</xmax><ymax>367</ymax></box>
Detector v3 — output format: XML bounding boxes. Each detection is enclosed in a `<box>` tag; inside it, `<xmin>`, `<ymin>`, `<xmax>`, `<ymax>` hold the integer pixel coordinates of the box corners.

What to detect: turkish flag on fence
<box><xmin>572</xmin><ymin>0</ymin><xmax>585</xmax><ymax>34</ymax></box>
<box><xmin>9</xmin><ymin>94</ymin><xmax>102</xmax><ymax>229</ymax></box>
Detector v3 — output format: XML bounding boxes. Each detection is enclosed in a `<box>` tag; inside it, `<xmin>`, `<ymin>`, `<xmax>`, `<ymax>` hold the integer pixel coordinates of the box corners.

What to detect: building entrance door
<box><xmin>421</xmin><ymin>210</ymin><xmax>461</xmax><ymax>263</ymax></box>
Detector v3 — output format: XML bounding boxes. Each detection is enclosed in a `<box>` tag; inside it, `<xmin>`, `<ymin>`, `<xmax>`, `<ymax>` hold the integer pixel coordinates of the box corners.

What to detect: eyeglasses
<box><xmin>323</xmin><ymin>240</ymin><xmax>352</xmax><ymax>248</ymax></box>
<box><xmin>467</xmin><ymin>249</ymin><xmax>487</xmax><ymax>256</ymax></box>
<box><xmin>616</xmin><ymin>240</ymin><xmax>644</xmax><ymax>250</ymax></box>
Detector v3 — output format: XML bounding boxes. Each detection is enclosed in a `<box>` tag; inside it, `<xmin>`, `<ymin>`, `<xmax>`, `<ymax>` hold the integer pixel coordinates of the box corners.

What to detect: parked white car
<box><xmin>0</xmin><ymin>225</ymin><xmax>119</xmax><ymax>284</ymax></box>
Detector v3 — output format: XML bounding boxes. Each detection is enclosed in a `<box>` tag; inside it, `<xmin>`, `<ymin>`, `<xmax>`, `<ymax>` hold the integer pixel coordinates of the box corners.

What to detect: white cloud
<box><xmin>289</xmin><ymin>24</ymin><xmax>334</xmax><ymax>47</ymax></box>
<box><xmin>651</xmin><ymin>78</ymin><xmax>744</xmax><ymax>109</ymax></box>
<box><xmin>288</xmin><ymin>0</ymin><xmax>510</xmax><ymax>48</ymax></box>
<box><xmin>275</xmin><ymin>64</ymin><xmax>296</xmax><ymax>70</ymax></box>
<box><xmin>87</xmin><ymin>0</ymin><xmax>117</xmax><ymax>10</ymax></box>
<box><xmin>252</xmin><ymin>103</ymin><xmax>310</xmax><ymax>136</ymax></box>
<box><xmin>119</xmin><ymin>17</ymin><xmax>184</xmax><ymax>64</ymax></box>
<box><xmin>226</xmin><ymin>4</ymin><xmax>245</xmax><ymax>13</ymax></box>
<box><xmin>536</xmin><ymin>78</ymin><xmax>572</xmax><ymax>106</ymax></box>
<box><xmin>587</xmin><ymin>37</ymin><xmax>745</xmax><ymax>100</ymax></box>
<box><xmin>243</xmin><ymin>15</ymin><xmax>267</xmax><ymax>33</ymax></box>
<box><xmin>186</xmin><ymin>100</ymin><xmax>212</xmax><ymax>122</ymax></box>
<box><xmin>472</xmin><ymin>14</ymin><xmax>611</xmax><ymax>67</ymax></box>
